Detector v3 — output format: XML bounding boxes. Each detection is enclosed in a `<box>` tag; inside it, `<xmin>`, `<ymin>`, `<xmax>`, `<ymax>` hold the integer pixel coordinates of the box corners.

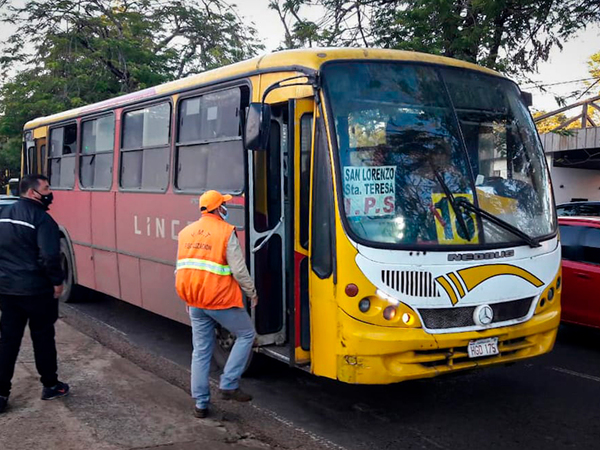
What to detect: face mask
<box><xmin>34</xmin><ymin>189</ymin><xmax>54</xmax><ymax>208</ymax></box>
<box><xmin>219</xmin><ymin>204</ymin><xmax>229</xmax><ymax>220</ymax></box>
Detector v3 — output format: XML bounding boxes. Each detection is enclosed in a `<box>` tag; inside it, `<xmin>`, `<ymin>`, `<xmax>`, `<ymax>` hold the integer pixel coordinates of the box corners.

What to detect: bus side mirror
<box><xmin>521</xmin><ymin>91</ymin><xmax>533</xmax><ymax>107</ymax></box>
<box><xmin>244</xmin><ymin>103</ymin><xmax>271</xmax><ymax>151</ymax></box>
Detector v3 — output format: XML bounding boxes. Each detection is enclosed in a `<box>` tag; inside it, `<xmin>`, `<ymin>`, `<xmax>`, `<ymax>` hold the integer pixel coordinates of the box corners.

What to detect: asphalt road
<box><xmin>64</xmin><ymin>292</ymin><xmax>600</xmax><ymax>450</ymax></box>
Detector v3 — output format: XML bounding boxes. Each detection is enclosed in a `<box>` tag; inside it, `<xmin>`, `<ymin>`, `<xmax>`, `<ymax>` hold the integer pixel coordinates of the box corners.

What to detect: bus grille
<box><xmin>418</xmin><ymin>297</ymin><xmax>534</xmax><ymax>330</ymax></box>
<box><xmin>381</xmin><ymin>270</ymin><xmax>440</xmax><ymax>297</ymax></box>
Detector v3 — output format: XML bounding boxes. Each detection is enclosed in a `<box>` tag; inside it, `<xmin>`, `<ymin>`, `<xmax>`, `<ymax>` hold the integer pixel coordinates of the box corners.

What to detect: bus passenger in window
<box><xmin>0</xmin><ymin>175</ymin><xmax>70</xmax><ymax>414</ymax></box>
<box><xmin>175</xmin><ymin>190</ymin><xmax>258</xmax><ymax>419</ymax></box>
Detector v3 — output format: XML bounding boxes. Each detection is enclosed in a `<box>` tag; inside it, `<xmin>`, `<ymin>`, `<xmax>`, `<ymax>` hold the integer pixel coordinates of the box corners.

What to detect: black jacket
<box><xmin>0</xmin><ymin>198</ymin><xmax>64</xmax><ymax>296</ymax></box>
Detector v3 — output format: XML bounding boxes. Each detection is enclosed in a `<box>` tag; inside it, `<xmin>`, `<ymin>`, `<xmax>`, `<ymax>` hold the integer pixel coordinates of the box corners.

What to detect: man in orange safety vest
<box><xmin>176</xmin><ymin>190</ymin><xmax>258</xmax><ymax>419</ymax></box>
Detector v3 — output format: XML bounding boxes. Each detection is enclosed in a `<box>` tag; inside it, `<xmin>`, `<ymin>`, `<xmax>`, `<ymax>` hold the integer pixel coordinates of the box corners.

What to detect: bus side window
<box><xmin>311</xmin><ymin>117</ymin><xmax>335</xmax><ymax>279</ymax></box>
<box><xmin>27</xmin><ymin>146</ymin><xmax>36</xmax><ymax>175</ymax></box>
<box><xmin>300</xmin><ymin>113</ymin><xmax>313</xmax><ymax>249</ymax></box>
<box><xmin>81</xmin><ymin>114</ymin><xmax>115</xmax><ymax>190</ymax></box>
<box><xmin>40</xmin><ymin>145</ymin><xmax>46</xmax><ymax>175</ymax></box>
<box><xmin>253</xmin><ymin>118</ymin><xmax>282</xmax><ymax>232</ymax></box>
<box><xmin>121</xmin><ymin>103</ymin><xmax>171</xmax><ymax>191</ymax></box>
<box><xmin>49</xmin><ymin>123</ymin><xmax>77</xmax><ymax>189</ymax></box>
<box><xmin>175</xmin><ymin>86</ymin><xmax>247</xmax><ymax>193</ymax></box>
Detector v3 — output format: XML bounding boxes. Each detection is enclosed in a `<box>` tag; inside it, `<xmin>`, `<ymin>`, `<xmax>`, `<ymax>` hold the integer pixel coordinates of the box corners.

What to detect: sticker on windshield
<box><xmin>343</xmin><ymin>166</ymin><xmax>396</xmax><ymax>217</ymax></box>
<box><xmin>432</xmin><ymin>193</ymin><xmax>479</xmax><ymax>244</ymax></box>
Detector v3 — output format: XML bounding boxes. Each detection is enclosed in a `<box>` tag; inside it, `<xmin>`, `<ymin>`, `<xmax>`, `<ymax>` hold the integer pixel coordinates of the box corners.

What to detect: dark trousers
<box><xmin>0</xmin><ymin>294</ymin><xmax>59</xmax><ymax>397</ymax></box>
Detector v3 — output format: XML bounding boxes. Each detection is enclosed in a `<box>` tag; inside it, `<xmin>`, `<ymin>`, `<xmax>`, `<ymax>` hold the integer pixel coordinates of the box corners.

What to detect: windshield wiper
<box><xmin>432</xmin><ymin>168</ymin><xmax>473</xmax><ymax>241</ymax></box>
<box><xmin>454</xmin><ymin>197</ymin><xmax>541</xmax><ymax>248</ymax></box>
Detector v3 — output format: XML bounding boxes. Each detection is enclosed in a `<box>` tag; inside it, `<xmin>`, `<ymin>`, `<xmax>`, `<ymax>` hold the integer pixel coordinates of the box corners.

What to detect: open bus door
<box><xmin>24</xmin><ymin>131</ymin><xmax>36</xmax><ymax>175</ymax></box>
<box><xmin>247</xmin><ymin>97</ymin><xmax>314</xmax><ymax>367</ymax></box>
<box><xmin>22</xmin><ymin>130</ymin><xmax>46</xmax><ymax>176</ymax></box>
<box><xmin>248</xmin><ymin>102</ymin><xmax>288</xmax><ymax>356</ymax></box>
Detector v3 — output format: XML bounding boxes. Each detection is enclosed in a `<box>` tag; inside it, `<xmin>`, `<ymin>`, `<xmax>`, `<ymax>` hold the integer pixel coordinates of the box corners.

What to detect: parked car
<box><xmin>0</xmin><ymin>195</ymin><xmax>19</xmax><ymax>215</ymax></box>
<box><xmin>556</xmin><ymin>201</ymin><xmax>600</xmax><ymax>217</ymax></box>
<box><xmin>558</xmin><ymin>216</ymin><xmax>600</xmax><ymax>329</ymax></box>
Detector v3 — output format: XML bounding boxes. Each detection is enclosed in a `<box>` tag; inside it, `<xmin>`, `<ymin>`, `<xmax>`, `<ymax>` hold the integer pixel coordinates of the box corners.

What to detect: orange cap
<box><xmin>199</xmin><ymin>190</ymin><xmax>232</xmax><ymax>213</ymax></box>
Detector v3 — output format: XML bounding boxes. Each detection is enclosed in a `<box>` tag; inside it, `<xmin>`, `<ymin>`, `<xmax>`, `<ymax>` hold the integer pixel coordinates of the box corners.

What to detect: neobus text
<box><xmin>447</xmin><ymin>250</ymin><xmax>515</xmax><ymax>261</ymax></box>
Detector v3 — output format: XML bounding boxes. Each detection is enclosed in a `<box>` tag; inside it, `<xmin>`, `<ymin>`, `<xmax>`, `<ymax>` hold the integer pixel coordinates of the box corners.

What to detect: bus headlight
<box><xmin>383</xmin><ymin>306</ymin><xmax>397</xmax><ymax>321</ymax></box>
<box><xmin>352</xmin><ymin>291</ymin><xmax>421</xmax><ymax>327</ymax></box>
<box><xmin>402</xmin><ymin>313</ymin><xmax>415</xmax><ymax>325</ymax></box>
<box><xmin>358</xmin><ymin>298</ymin><xmax>371</xmax><ymax>312</ymax></box>
<box><xmin>535</xmin><ymin>270</ymin><xmax>561</xmax><ymax>314</ymax></box>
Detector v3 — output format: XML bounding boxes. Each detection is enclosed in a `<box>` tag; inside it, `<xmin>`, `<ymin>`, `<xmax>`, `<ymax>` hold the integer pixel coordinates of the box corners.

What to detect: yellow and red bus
<box><xmin>22</xmin><ymin>48</ymin><xmax>560</xmax><ymax>384</ymax></box>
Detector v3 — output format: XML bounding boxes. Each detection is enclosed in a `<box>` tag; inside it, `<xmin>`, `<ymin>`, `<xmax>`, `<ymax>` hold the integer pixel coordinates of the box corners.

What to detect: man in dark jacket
<box><xmin>0</xmin><ymin>174</ymin><xmax>70</xmax><ymax>413</ymax></box>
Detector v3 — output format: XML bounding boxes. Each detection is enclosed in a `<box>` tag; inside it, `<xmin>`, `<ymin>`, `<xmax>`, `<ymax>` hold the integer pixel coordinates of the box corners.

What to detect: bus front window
<box><xmin>322</xmin><ymin>62</ymin><xmax>555</xmax><ymax>247</ymax></box>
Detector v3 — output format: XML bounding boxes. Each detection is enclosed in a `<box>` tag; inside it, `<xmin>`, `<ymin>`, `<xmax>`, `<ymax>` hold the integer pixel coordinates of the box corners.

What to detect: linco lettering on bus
<box><xmin>447</xmin><ymin>250</ymin><xmax>515</xmax><ymax>262</ymax></box>
<box><xmin>134</xmin><ymin>215</ymin><xmax>194</xmax><ymax>241</ymax></box>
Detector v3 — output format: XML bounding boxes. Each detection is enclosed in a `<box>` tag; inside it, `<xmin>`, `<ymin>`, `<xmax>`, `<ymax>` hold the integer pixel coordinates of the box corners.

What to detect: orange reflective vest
<box><xmin>175</xmin><ymin>214</ymin><xmax>243</xmax><ymax>309</ymax></box>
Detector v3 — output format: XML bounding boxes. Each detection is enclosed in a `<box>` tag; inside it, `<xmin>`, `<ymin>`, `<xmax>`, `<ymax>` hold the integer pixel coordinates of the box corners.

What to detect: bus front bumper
<box><xmin>335</xmin><ymin>306</ymin><xmax>560</xmax><ymax>384</ymax></box>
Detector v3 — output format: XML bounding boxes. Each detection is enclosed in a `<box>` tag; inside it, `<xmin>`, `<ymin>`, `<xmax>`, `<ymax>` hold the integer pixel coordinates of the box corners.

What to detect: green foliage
<box><xmin>270</xmin><ymin>1</ymin><xmax>600</xmax><ymax>75</ymax></box>
<box><xmin>585</xmin><ymin>50</ymin><xmax>600</xmax><ymax>99</ymax></box>
<box><xmin>0</xmin><ymin>0</ymin><xmax>263</xmax><ymax>175</ymax></box>
<box><xmin>533</xmin><ymin>111</ymin><xmax>581</xmax><ymax>133</ymax></box>
<box><xmin>0</xmin><ymin>137</ymin><xmax>21</xmax><ymax>189</ymax></box>
<box><xmin>589</xmin><ymin>51</ymin><xmax>600</xmax><ymax>80</ymax></box>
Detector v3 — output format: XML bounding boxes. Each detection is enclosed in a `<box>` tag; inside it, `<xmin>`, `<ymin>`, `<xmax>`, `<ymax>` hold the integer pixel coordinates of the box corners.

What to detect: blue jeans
<box><xmin>189</xmin><ymin>306</ymin><xmax>255</xmax><ymax>409</ymax></box>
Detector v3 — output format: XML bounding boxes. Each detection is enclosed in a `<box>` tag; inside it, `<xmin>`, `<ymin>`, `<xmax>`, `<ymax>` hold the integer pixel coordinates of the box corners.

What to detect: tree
<box><xmin>533</xmin><ymin>111</ymin><xmax>581</xmax><ymax>134</ymax></box>
<box><xmin>268</xmin><ymin>0</ymin><xmax>373</xmax><ymax>48</ymax></box>
<box><xmin>589</xmin><ymin>51</ymin><xmax>600</xmax><ymax>80</ymax></box>
<box><xmin>270</xmin><ymin>1</ymin><xmax>600</xmax><ymax>76</ymax></box>
<box><xmin>583</xmin><ymin>50</ymin><xmax>600</xmax><ymax>99</ymax></box>
<box><xmin>1</xmin><ymin>0</ymin><xmax>262</xmax><ymax>89</ymax></box>
<box><xmin>0</xmin><ymin>0</ymin><xmax>263</xmax><ymax>176</ymax></box>
<box><xmin>581</xmin><ymin>50</ymin><xmax>600</xmax><ymax>125</ymax></box>
<box><xmin>0</xmin><ymin>136</ymin><xmax>21</xmax><ymax>190</ymax></box>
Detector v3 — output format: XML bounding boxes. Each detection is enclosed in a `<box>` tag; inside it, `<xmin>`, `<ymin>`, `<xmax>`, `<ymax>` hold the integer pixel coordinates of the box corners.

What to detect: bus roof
<box><xmin>24</xmin><ymin>47</ymin><xmax>504</xmax><ymax>130</ymax></box>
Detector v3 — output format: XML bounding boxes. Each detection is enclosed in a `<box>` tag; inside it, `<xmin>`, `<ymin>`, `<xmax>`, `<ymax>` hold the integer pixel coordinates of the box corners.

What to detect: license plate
<box><xmin>467</xmin><ymin>337</ymin><xmax>499</xmax><ymax>358</ymax></box>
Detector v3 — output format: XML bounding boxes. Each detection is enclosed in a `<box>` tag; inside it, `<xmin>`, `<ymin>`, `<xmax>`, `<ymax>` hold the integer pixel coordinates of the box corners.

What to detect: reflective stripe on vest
<box><xmin>176</xmin><ymin>258</ymin><xmax>232</xmax><ymax>276</ymax></box>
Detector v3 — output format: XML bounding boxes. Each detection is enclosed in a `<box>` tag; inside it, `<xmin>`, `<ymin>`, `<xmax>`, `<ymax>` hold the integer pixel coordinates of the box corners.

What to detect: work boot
<box><xmin>194</xmin><ymin>406</ymin><xmax>208</xmax><ymax>418</ymax></box>
<box><xmin>0</xmin><ymin>395</ymin><xmax>8</xmax><ymax>413</ymax></box>
<box><xmin>219</xmin><ymin>388</ymin><xmax>252</xmax><ymax>402</ymax></box>
<box><xmin>41</xmin><ymin>381</ymin><xmax>70</xmax><ymax>401</ymax></box>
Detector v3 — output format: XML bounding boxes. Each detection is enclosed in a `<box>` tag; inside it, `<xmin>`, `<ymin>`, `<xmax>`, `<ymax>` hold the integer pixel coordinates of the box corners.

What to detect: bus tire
<box><xmin>59</xmin><ymin>238</ymin><xmax>80</xmax><ymax>303</ymax></box>
<box><xmin>213</xmin><ymin>325</ymin><xmax>262</xmax><ymax>376</ymax></box>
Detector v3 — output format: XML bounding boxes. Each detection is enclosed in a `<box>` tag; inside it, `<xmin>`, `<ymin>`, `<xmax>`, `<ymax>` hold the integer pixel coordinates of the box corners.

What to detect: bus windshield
<box><xmin>323</xmin><ymin>62</ymin><xmax>555</xmax><ymax>247</ymax></box>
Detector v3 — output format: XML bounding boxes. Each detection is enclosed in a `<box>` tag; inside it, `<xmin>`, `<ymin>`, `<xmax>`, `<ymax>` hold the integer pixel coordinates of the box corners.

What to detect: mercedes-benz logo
<box><xmin>473</xmin><ymin>305</ymin><xmax>494</xmax><ymax>326</ymax></box>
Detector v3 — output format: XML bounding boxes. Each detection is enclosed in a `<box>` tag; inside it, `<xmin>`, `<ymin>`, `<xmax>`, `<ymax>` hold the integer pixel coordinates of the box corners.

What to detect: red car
<box><xmin>558</xmin><ymin>216</ymin><xmax>600</xmax><ymax>328</ymax></box>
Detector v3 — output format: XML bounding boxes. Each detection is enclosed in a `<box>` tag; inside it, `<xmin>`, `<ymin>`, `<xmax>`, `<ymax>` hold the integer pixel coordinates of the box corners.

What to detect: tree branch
<box><xmin>355</xmin><ymin>2</ymin><xmax>369</xmax><ymax>47</ymax></box>
<box><xmin>270</xmin><ymin>1</ymin><xmax>295</xmax><ymax>48</ymax></box>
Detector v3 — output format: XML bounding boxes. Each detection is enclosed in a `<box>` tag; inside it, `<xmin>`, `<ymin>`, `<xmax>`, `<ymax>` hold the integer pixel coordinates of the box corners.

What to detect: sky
<box><xmin>1</xmin><ymin>0</ymin><xmax>599</xmax><ymax>114</ymax></box>
<box><xmin>523</xmin><ymin>25</ymin><xmax>600</xmax><ymax>112</ymax></box>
